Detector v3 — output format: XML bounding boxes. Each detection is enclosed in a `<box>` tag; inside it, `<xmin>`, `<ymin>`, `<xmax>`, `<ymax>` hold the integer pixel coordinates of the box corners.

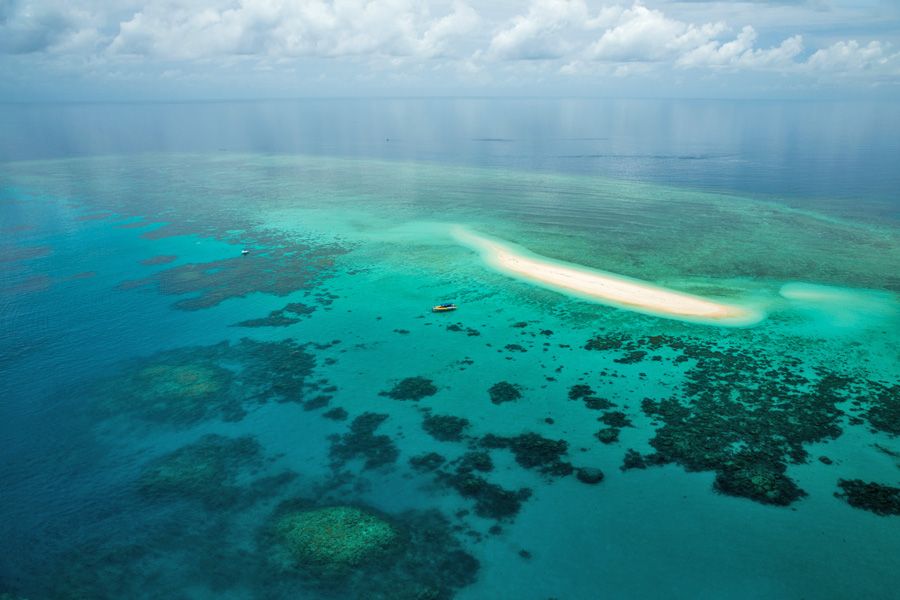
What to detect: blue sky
<box><xmin>1</xmin><ymin>0</ymin><xmax>898</xmax><ymax>101</ymax></box>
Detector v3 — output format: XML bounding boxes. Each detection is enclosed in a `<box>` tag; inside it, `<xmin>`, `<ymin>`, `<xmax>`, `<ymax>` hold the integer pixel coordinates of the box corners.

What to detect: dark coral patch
<box><xmin>584</xmin><ymin>333</ymin><xmax>628</xmax><ymax>351</ymax></box>
<box><xmin>835</xmin><ymin>479</ymin><xmax>900</xmax><ymax>516</ymax></box>
<box><xmin>455</xmin><ymin>451</ymin><xmax>494</xmax><ymax>473</ymax></box>
<box><xmin>865</xmin><ymin>383</ymin><xmax>900</xmax><ymax>435</ymax></box>
<box><xmin>599</xmin><ymin>411</ymin><xmax>632</xmax><ymax>428</ymax></box>
<box><xmin>568</xmin><ymin>384</ymin><xmax>594</xmax><ymax>400</ymax></box>
<box><xmin>409</xmin><ymin>452</ymin><xmax>447</xmax><ymax>472</ymax></box>
<box><xmin>713</xmin><ymin>454</ymin><xmax>806</xmax><ymax>506</ymax></box>
<box><xmin>422</xmin><ymin>414</ymin><xmax>470</xmax><ymax>442</ymax></box>
<box><xmin>330</xmin><ymin>412</ymin><xmax>399</xmax><ymax>470</ymax></box>
<box><xmin>488</xmin><ymin>381</ymin><xmax>522</xmax><ymax>405</ymax></box>
<box><xmin>482</xmin><ymin>432</ymin><xmax>573</xmax><ymax>477</ymax></box>
<box><xmin>323</xmin><ymin>407</ymin><xmax>349</xmax><ymax>421</ymax></box>
<box><xmin>596</xmin><ymin>428</ymin><xmax>620</xmax><ymax>444</ymax></box>
<box><xmin>380</xmin><ymin>377</ymin><xmax>438</xmax><ymax>401</ymax></box>
<box><xmin>441</xmin><ymin>472</ymin><xmax>531</xmax><ymax>520</ymax></box>
<box><xmin>234</xmin><ymin>302</ymin><xmax>316</xmax><ymax>328</ymax></box>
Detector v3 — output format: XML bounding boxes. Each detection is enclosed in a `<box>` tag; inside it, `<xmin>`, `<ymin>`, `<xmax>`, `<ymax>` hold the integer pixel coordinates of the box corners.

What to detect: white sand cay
<box><xmin>450</xmin><ymin>226</ymin><xmax>764</xmax><ymax>326</ymax></box>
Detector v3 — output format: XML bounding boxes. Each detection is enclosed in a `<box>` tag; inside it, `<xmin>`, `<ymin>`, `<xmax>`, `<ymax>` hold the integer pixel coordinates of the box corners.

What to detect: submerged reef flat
<box><xmin>137</xmin><ymin>434</ymin><xmax>293</xmax><ymax>509</ymax></box>
<box><xmin>261</xmin><ymin>499</ymin><xmax>479</xmax><ymax>598</ymax></box>
<box><xmin>120</xmin><ymin>246</ymin><xmax>340</xmax><ymax>310</ymax></box>
<box><xmin>451</xmin><ymin>225</ymin><xmax>762</xmax><ymax>326</ymax></box>
<box><xmin>91</xmin><ymin>338</ymin><xmax>320</xmax><ymax>425</ymax></box>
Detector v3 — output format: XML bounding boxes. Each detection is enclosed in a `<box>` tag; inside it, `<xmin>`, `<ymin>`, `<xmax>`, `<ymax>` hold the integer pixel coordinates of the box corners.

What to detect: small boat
<box><xmin>432</xmin><ymin>303</ymin><xmax>457</xmax><ymax>313</ymax></box>
<box><xmin>241</xmin><ymin>249</ymin><xmax>250</xmax><ymax>256</ymax></box>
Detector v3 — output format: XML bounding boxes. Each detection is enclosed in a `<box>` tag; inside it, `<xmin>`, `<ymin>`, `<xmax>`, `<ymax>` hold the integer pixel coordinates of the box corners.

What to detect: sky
<box><xmin>1</xmin><ymin>0</ymin><xmax>899</xmax><ymax>101</ymax></box>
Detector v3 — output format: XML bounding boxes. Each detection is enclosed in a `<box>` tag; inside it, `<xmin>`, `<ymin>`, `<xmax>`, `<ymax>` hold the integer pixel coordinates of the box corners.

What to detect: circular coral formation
<box><xmin>275</xmin><ymin>506</ymin><xmax>398</xmax><ymax>569</ymax></box>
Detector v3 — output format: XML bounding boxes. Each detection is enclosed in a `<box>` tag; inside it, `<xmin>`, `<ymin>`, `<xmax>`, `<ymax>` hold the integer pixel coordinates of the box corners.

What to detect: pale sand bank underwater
<box><xmin>450</xmin><ymin>225</ymin><xmax>765</xmax><ymax>326</ymax></box>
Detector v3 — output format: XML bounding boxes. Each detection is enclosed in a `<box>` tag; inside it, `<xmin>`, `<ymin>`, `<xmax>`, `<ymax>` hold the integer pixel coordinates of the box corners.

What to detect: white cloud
<box><xmin>0</xmin><ymin>0</ymin><xmax>898</xmax><ymax>96</ymax></box>
<box><xmin>806</xmin><ymin>39</ymin><xmax>894</xmax><ymax>72</ymax></box>
<box><xmin>487</xmin><ymin>0</ymin><xmax>590</xmax><ymax>60</ymax></box>
<box><xmin>107</xmin><ymin>0</ymin><xmax>480</xmax><ymax>61</ymax></box>
<box><xmin>587</xmin><ymin>4</ymin><xmax>726</xmax><ymax>62</ymax></box>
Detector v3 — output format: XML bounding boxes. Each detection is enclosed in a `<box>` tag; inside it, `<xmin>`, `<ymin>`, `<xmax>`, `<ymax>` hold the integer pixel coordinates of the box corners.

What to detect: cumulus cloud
<box><xmin>0</xmin><ymin>0</ymin><xmax>897</xmax><ymax>95</ymax></box>
<box><xmin>106</xmin><ymin>0</ymin><xmax>480</xmax><ymax>61</ymax></box>
<box><xmin>487</xmin><ymin>0</ymin><xmax>591</xmax><ymax>60</ymax></box>
<box><xmin>806</xmin><ymin>40</ymin><xmax>895</xmax><ymax>73</ymax></box>
<box><xmin>587</xmin><ymin>4</ymin><xmax>726</xmax><ymax>62</ymax></box>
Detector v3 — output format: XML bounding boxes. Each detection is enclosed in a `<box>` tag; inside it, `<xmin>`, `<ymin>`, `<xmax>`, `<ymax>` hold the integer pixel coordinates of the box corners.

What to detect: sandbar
<box><xmin>450</xmin><ymin>226</ymin><xmax>763</xmax><ymax>326</ymax></box>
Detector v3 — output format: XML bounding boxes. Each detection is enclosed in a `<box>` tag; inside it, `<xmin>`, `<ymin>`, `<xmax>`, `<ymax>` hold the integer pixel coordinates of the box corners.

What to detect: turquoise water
<box><xmin>1</xmin><ymin>100</ymin><xmax>899</xmax><ymax>599</ymax></box>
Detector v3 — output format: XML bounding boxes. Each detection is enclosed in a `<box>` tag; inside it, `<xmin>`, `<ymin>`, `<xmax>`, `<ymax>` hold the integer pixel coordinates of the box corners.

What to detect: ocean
<box><xmin>1</xmin><ymin>98</ymin><xmax>898</xmax><ymax>599</ymax></box>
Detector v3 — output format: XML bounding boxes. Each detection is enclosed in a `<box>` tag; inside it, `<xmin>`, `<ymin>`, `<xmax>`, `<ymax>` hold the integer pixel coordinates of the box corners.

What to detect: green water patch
<box><xmin>90</xmin><ymin>338</ymin><xmax>329</xmax><ymax>426</ymax></box>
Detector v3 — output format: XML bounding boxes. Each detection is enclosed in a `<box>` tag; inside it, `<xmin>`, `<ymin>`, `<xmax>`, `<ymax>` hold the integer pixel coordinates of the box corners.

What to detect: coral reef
<box><xmin>137</xmin><ymin>434</ymin><xmax>294</xmax><ymax>510</ymax></box>
<box><xmin>261</xmin><ymin>499</ymin><xmax>479</xmax><ymax>598</ymax></box>
<box><xmin>580</xmin><ymin>330</ymin><xmax>881</xmax><ymax>506</ymax></box>
<box><xmin>234</xmin><ymin>301</ymin><xmax>316</xmax><ymax>328</ymax></box>
<box><xmin>621</xmin><ymin>449</ymin><xmax>647</xmax><ymax>471</ymax></box>
<box><xmin>455</xmin><ymin>451</ymin><xmax>494</xmax><ymax>473</ymax></box>
<box><xmin>835</xmin><ymin>479</ymin><xmax>900</xmax><ymax>516</ymax></box>
<box><xmin>380</xmin><ymin>377</ymin><xmax>438</xmax><ymax>401</ymax></box>
<box><xmin>304</xmin><ymin>395</ymin><xmax>331</xmax><ymax>411</ymax></box>
<box><xmin>599</xmin><ymin>411</ymin><xmax>632</xmax><ymax>428</ymax></box>
<box><xmin>422</xmin><ymin>414</ymin><xmax>470</xmax><ymax>442</ymax></box>
<box><xmin>273</xmin><ymin>505</ymin><xmax>399</xmax><ymax>570</ymax></box>
<box><xmin>323</xmin><ymin>407</ymin><xmax>349</xmax><ymax>421</ymax></box>
<box><xmin>409</xmin><ymin>452</ymin><xmax>447</xmax><ymax>472</ymax></box>
<box><xmin>595</xmin><ymin>428</ymin><xmax>620</xmax><ymax>444</ymax></box>
<box><xmin>441</xmin><ymin>472</ymin><xmax>532</xmax><ymax>520</ymax></box>
<box><xmin>482</xmin><ymin>433</ymin><xmax>573</xmax><ymax>477</ymax></box>
<box><xmin>576</xmin><ymin>467</ymin><xmax>605</xmax><ymax>484</ymax></box>
<box><xmin>713</xmin><ymin>453</ymin><xmax>806</xmax><ymax>505</ymax></box>
<box><xmin>488</xmin><ymin>381</ymin><xmax>522</xmax><ymax>405</ymax></box>
<box><xmin>119</xmin><ymin>242</ymin><xmax>344</xmax><ymax>311</ymax></box>
<box><xmin>92</xmin><ymin>338</ymin><xmax>319</xmax><ymax>425</ymax></box>
<box><xmin>446</xmin><ymin>323</ymin><xmax>481</xmax><ymax>336</ymax></box>
<box><xmin>330</xmin><ymin>412</ymin><xmax>399</xmax><ymax>469</ymax></box>
<box><xmin>568</xmin><ymin>384</ymin><xmax>615</xmax><ymax>410</ymax></box>
<box><xmin>865</xmin><ymin>382</ymin><xmax>900</xmax><ymax>435</ymax></box>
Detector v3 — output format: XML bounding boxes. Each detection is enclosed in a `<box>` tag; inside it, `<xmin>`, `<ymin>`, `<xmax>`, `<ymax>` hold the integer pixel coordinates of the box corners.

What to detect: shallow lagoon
<box><xmin>1</xmin><ymin>99</ymin><xmax>899</xmax><ymax>599</ymax></box>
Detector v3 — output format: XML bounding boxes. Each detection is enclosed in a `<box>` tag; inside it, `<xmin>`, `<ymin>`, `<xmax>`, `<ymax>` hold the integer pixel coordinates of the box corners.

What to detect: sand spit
<box><xmin>450</xmin><ymin>226</ymin><xmax>763</xmax><ymax>326</ymax></box>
